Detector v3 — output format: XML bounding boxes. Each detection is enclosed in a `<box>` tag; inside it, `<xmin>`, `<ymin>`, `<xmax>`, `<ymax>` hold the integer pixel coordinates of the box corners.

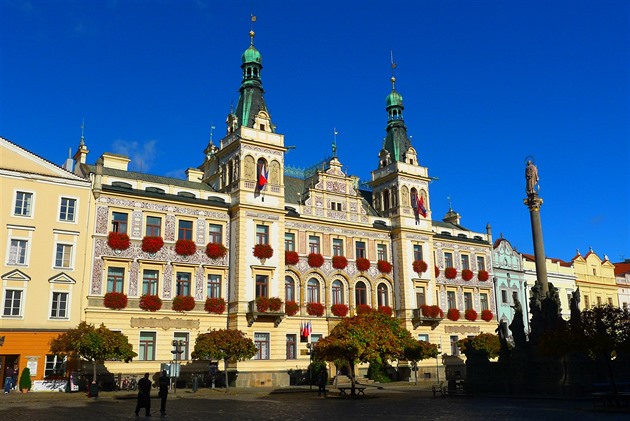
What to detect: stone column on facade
<box><xmin>524</xmin><ymin>195</ymin><xmax>549</xmax><ymax>296</ymax></box>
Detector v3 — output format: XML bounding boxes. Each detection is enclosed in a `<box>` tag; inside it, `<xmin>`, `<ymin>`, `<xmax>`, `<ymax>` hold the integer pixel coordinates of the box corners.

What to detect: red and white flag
<box><xmin>258</xmin><ymin>164</ymin><xmax>268</xmax><ymax>189</ymax></box>
<box><xmin>417</xmin><ymin>195</ymin><xmax>427</xmax><ymax>218</ymax></box>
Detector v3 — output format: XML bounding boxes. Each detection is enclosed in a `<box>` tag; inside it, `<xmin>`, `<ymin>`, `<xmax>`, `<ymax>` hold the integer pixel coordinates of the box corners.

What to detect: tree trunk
<box><xmin>224</xmin><ymin>359</ymin><xmax>229</xmax><ymax>393</ymax></box>
<box><xmin>349</xmin><ymin>361</ymin><xmax>356</xmax><ymax>396</ymax></box>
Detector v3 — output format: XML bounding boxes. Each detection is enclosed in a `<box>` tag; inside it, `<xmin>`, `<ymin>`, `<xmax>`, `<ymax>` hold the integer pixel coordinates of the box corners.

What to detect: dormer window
<box><xmin>260</xmin><ymin>124</ymin><xmax>265</xmax><ymax>131</ymax></box>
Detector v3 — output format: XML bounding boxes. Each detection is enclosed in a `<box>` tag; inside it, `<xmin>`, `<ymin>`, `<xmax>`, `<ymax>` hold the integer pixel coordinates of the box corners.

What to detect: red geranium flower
<box><xmin>481</xmin><ymin>309</ymin><xmax>493</xmax><ymax>322</ymax></box>
<box><xmin>445</xmin><ymin>267</ymin><xmax>457</xmax><ymax>279</ymax></box>
<box><xmin>435</xmin><ymin>266</ymin><xmax>440</xmax><ymax>277</ymax></box>
<box><xmin>256</xmin><ymin>296</ymin><xmax>270</xmax><ymax>312</ymax></box>
<box><xmin>142</xmin><ymin>236</ymin><xmax>164</xmax><ymax>253</ymax></box>
<box><xmin>356</xmin><ymin>304</ymin><xmax>373</xmax><ymax>315</ymax></box>
<box><xmin>103</xmin><ymin>291</ymin><xmax>128</xmax><ymax>310</ymax></box>
<box><xmin>285</xmin><ymin>300</ymin><xmax>299</xmax><ymax>316</ymax></box>
<box><xmin>175</xmin><ymin>239</ymin><xmax>196</xmax><ymax>256</ymax></box>
<box><xmin>172</xmin><ymin>295</ymin><xmax>195</xmax><ymax>312</ymax></box>
<box><xmin>285</xmin><ymin>251</ymin><xmax>299</xmax><ymax>265</ymax></box>
<box><xmin>413</xmin><ymin>260</ymin><xmax>428</xmax><ymax>274</ymax></box>
<box><xmin>308</xmin><ymin>253</ymin><xmax>324</xmax><ymax>268</ymax></box>
<box><xmin>306</xmin><ymin>302</ymin><xmax>324</xmax><ymax>317</ymax></box>
<box><xmin>253</xmin><ymin>244</ymin><xmax>274</xmax><ymax>259</ymax></box>
<box><xmin>378</xmin><ymin>305</ymin><xmax>393</xmax><ymax>316</ymax></box>
<box><xmin>478</xmin><ymin>270</ymin><xmax>490</xmax><ymax>282</ymax></box>
<box><xmin>268</xmin><ymin>297</ymin><xmax>283</xmax><ymax>312</ymax></box>
<box><xmin>447</xmin><ymin>308</ymin><xmax>460</xmax><ymax>321</ymax></box>
<box><xmin>421</xmin><ymin>304</ymin><xmax>443</xmax><ymax>318</ymax></box>
<box><xmin>462</xmin><ymin>269</ymin><xmax>473</xmax><ymax>281</ymax></box>
<box><xmin>331</xmin><ymin>303</ymin><xmax>349</xmax><ymax>317</ymax></box>
<box><xmin>465</xmin><ymin>308</ymin><xmax>478</xmax><ymax>321</ymax></box>
<box><xmin>107</xmin><ymin>232</ymin><xmax>130</xmax><ymax>251</ymax></box>
<box><xmin>139</xmin><ymin>294</ymin><xmax>162</xmax><ymax>312</ymax></box>
<box><xmin>205</xmin><ymin>242</ymin><xmax>227</xmax><ymax>259</ymax></box>
<box><xmin>204</xmin><ymin>297</ymin><xmax>226</xmax><ymax>314</ymax></box>
<box><xmin>356</xmin><ymin>258</ymin><xmax>370</xmax><ymax>272</ymax></box>
<box><xmin>332</xmin><ymin>255</ymin><xmax>348</xmax><ymax>270</ymax></box>
<box><xmin>377</xmin><ymin>260</ymin><xmax>392</xmax><ymax>274</ymax></box>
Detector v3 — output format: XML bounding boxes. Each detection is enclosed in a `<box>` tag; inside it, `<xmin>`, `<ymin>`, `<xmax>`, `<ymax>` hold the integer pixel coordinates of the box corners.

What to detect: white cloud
<box><xmin>112</xmin><ymin>139</ymin><xmax>157</xmax><ymax>172</ymax></box>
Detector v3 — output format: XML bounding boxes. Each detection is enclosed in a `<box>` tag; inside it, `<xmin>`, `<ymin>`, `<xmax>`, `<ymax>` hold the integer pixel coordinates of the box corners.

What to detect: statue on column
<box><xmin>509</xmin><ymin>294</ymin><xmax>527</xmax><ymax>350</ymax></box>
<box><xmin>525</xmin><ymin>160</ymin><xmax>539</xmax><ymax>196</ymax></box>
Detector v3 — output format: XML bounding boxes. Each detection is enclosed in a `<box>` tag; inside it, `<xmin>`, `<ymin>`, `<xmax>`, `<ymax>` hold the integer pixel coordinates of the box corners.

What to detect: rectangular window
<box><xmin>461</xmin><ymin>255</ymin><xmax>470</xmax><ymax>270</ymax></box>
<box><xmin>285</xmin><ymin>233</ymin><xmax>295</xmax><ymax>252</ymax></box>
<box><xmin>332</xmin><ymin>238</ymin><xmax>344</xmax><ymax>256</ymax></box>
<box><xmin>59</xmin><ymin>198</ymin><xmax>76</xmax><ymax>222</ymax></box>
<box><xmin>355</xmin><ymin>241</ymin><xmax>366</xmax><ymax>259</ymax></box>
<box><xmin>501</xmin><ymin>290</ymin><xmax>508</xmax><ymax>304</ymax></box>
<box><xmin>45</xmin><ymin>355</ymin><xmax>65</xmax><ymax>377</ymax></box>
<box><xmin>308</xmin><ymin>235</ymin><xmax>320</xmax><ymax>254</ymax></box>
<box><xmin>377</xmin><ymin>244</ymin><xmax>387</xmax><ymax>261</ymax></box>
<box><xmin>173</xmin><ymin>332</ymin><xmax>190</xmax><ymax>361</ymax></box>
<box><xmin>138</xmin><ymin>332</ymin><xmax>156</xmax><ymax>361</ymax></box>
<box><xmin>418</xmin><ymin>334</ymin><xmax>429</xmax><ymax>342</ymax></box>
<box><xmin>51</xmin><ymin>292</ymin><xmax>68</xmax><ymax>319</ymax></box>
<box><xmin>596</xmin><ymin>296</ymin><xmax>602</xmax><ymax>306</ymax></box>
<box><xmin>178</xmin><ymin>220</ymin><xmax>193</xmax><ymax>241</ymax></box>
<box><xmin>256</xmin><ymin>225</ymin><xmax>269</xmax><ymax>245</ymax></box>
<box><xmin>55</xmin><ymin>244</ymin><xmax>73</xmax><ymax>268</ymax></box>
<box><xmin>608</xmin><ymin>297</ymin><xmax>613</xmax><ymax>306</ymax></box>
<box><xmin>3</xmin><ymin>290</ymin><xmax>23</xmax><ymax>316</ymax></box>
<box><xmin>413</xmin><ymin>245</ymin><xmax>423</xmax><ymax>261</ymax></box>
<box><xmin>584</xmin><ymin>295</ymin><xmax>590</xmax><ymax>308</ymax></box>
<box><xmin>176</xmin><ymin>272</ymin><xmax>191</xmax><ymax>296</ymax></box>
<box><xmin>14</xmin><ymin>191</ymin><xmax>33</xmax><ymax>216</ymax></box>
<box><xmin>256</xmin><ymin>275</ymin><xmax>268</xmax><ymax>298</ymax></box>
<box><xmin>450</xmin><ymin>335</ymin><xmax>459</xmax><ymax>356</ymax></box>
<box><xmin>416</xmin><ymin>287</ymin><xmax>426</xmax><ymax>307</ymax></box>
<box><xmin>447</xmin><ymin>291</ymin><xmax>457</xmax><ymax>309</ymax></box>
<box><xmin>145</xmin><ymin>216</ymin><xmax>162</xmax><ymax>237</ymax></box>
<box><xmin>142</xmin><ymin>270</ymin><xmax>159</xmax><ymax>295</ymax></box>
<box><xmin>464</xmin><ymin>292</ymin><xmax>473</xmax><ymax>311</ymax></box>
<box><xmin>476</xmin><ymin>256</ymin><xmax>485</xmax><ymax>271</ymax></box>
<box><xmin>112</xmin><ymin>212</ymin><xmax>128</xmax><ymax>233</ymax></box>
<box><xmin>207</xmin><ymin>274</ymin><xmax>221</xmax><ymax>298</ymax></box>
<box><xmin>254</xmin><ymin>332</ymin><xmax>270</xmax><ymax>360</ymax></box>
<box><xmin>331</xmin><ymin>281</ymin><xmax>343</xmax><ymax>305</ymax></box>
<box><xmin>286</xmin><ymin>334</ymin><xmax>297</xmax><ymax>360</ymax></box>
<box><xmin>311</xmin><ymin>334</ymin><xmax>322</xmax><ymax>344</ymax></box>
<box><xmin>9</xmin><ymin>239</ymin><xmax>28</xmax><ymax>265</ymax></box>
<box><xmin>480</xmin><ymin>293</ymin><xmax>489</xmax><ymax>311</ymax></box>
<box><xmin>444</xmin><ymin>252</ymin><xmax>454</xmax><ymax>268</ymax></box>
<box><xmin>208</xmin><ymin>224</ymin><xmax>222</xmax><ymax>244</ymax></box>
<box><xmin>107</xmin><ymin>267</ymin><xmax>125</xmax><ymax>293</ymax></box>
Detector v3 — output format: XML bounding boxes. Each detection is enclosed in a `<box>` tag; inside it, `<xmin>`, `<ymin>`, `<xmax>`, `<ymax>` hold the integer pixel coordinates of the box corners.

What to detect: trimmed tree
<box><xmin>191</xmin><ymin>329</ymin><xmax>257</xmax><ymax>392</ymax></box>
<box><xmin>405</xmin><ymin>340</ymin><xmax>439</xmax><ymax>385</ymax></box>
<box><xmin>49</xmin><ymin>321</ymin><xmax>137</xmax><ymax>385</ymax></box>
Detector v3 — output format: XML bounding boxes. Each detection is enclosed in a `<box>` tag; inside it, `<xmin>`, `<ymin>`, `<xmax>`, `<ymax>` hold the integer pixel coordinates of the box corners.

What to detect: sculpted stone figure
<box><xmin>525</xmin><ymin>160</ymin><xmax>539</xmax><ymax>196</ymax></box>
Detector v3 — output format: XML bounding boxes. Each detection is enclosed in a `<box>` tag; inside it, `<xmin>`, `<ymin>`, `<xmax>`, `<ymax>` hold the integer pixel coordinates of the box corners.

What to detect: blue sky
<box><xmin>1</xmin><ymin>0</ymin><xmax>628</xmax><ymax>262</ymax></box>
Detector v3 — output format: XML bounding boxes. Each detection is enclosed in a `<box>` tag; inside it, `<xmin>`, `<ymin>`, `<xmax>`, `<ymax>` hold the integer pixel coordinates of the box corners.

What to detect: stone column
<box><xmin>524</xmin><ymin>195</ymin><xmax>548</xmax><ymax>296</ymax></box>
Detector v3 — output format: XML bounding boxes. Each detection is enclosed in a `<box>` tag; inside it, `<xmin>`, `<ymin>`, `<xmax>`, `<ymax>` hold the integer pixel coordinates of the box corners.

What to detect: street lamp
<box><xmin>171</xmin><ymin>340</ymin><xmax>184</xmax><ymax>393</ymax></box>
<box><xmin>306</xmin><ymin>342</ymin><xmax>314</xmax><ymax>390</ymax></box>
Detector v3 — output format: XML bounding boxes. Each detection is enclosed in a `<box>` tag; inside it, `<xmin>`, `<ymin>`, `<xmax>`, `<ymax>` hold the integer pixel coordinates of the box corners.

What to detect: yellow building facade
<box><xmin>572</xmin><ymin>249</ymin><xmax>618</xmax><ymax>309</ymax></box>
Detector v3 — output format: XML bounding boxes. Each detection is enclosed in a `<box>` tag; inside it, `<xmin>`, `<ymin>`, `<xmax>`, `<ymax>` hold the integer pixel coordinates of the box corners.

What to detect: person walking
<box><xmin>11</xmin><ymin>364</ymin><xmax>18</xmax><ymax>390</ymax></box>
<box><xmin>158</xmin><ymin>370</ymin><xmax>169</xmax><ymax>417</ymax></box>
<box><xmin>135</xmin><ymin>373</ymin><xmax>152</xmax><ymax>417</ymax></box>
<box><xmin>4</xmin><ymin>364</ymin><xmax>13</xmax><ymax>394</ymax></box>
<box><xmin>317</xmin><ymin>368</ymin><xmax>328</xmax><ymax>397</ymax></box>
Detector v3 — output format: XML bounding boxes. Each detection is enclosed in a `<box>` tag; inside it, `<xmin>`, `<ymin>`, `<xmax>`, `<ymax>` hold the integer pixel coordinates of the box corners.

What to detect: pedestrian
<box><xmin>4</xmin><ymin>364</ymin><xmax>13</xmax><ymax>394</ymax></box>
<box><xmin>317</xmin><ymin>368</ymin><xmax>328</xmax><ymax>397</ymax></box>
<box><xmin>12</xmin><ymin>364</ymin><xmax>18</xmax><ymax>390</ymax></box>
<box><xmin>135</xmin><ymin>373</ymin><xmax>152</xmax><ymax>417</ymax></box>
<box><xmin>158</xmin><ymin>370</ymin><xmax>169</xmax><ymax>417</ymax></box>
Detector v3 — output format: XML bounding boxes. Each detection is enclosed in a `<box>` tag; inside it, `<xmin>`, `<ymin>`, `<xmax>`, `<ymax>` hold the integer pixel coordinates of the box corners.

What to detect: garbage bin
<box><xmin>88</xmin><ymin>381</ymin><xmax>99</xmax><ymax>398</ymax></box>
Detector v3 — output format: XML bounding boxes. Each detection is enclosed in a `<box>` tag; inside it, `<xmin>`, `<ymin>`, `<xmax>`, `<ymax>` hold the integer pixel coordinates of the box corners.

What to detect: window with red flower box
<box><xmin>107</xmin><ymin>232</ymin><xmax>130</xmax><ymax>251</ymax></box>
<box><xmin>421</xmin><ymin>304</ymin><xmax>444</xmax><ymax>319</ymax></box>
<box><xmin>308</xmin><ymin>253</ymin><xmax>324</xmax><ymax>268</ymax></box>
<box><xmin>139</xmin><ymin>294</ymin><xmax>162</xmax><ymax>312</ymax></box>
<box><xmin>445</xmin><ymin>267</ymin><xmax>457</xmax><ymax>279</ymax></box>
<box><xmin>356</xmin><ymin>258</ymin><xmax>370</xmax><ymax>272</ymax></box>
<box><xmin>172</xmin><ymin>295</ymin><xmax>196</xmax><ymax>312</ymax></box>
<box><xmin>175</xmin><ymin>239</ymin><xmax>196</xmax><ymax>256</ymax></box>
<box><xmin>332</xmin><ymin>255</ymin><xmax>348</xmax><ymax>270</ymax></box>
<box><xmin>331</xmin><ymin>303</ymin><xmax>348</xmax><ymax>317</ymax></box>
<box><xmin>204</xmin><ymin>297</ymin><xmax>226</xmax><ymax>314</ymax></box>
<box><xmin>253</xmin><ymin>244</ymin><xmax>274</xmax><ymax>259</ymax></box>
<box><xmin>205</xmin><ymin>242</ymin><xmax>227</xmax><ymax>259</ymax></box>
<box><xmin>285</xmin><ymin>300</ymin><xmax>299</xmax><ymax>316</ymax></box>
<box><xmin>306</xmin><ymin>302</ymin><xmax>324</xmax><ymax>317</ymax></box>
<box><xmin>141</xmin><ymin>236</ymin><xmax>164</xmax><ymax>253</ymax></box>
<box><xmin>268</xmin><ymin>297</ymin><xmax>283</xmax><ymax>312</ymax></box>
<box><xmin>447</xmin><ymin>308</ymin><xmax>461</xmax><ymax>321</ymax></box>
<box><xmin>462</xmin><ymin>269</ymin><xmax>473</xmax><ymax>281</ymax></box>
<box><xmin>481</xmin><ymin>309</ymin><xmax>493</xmax><ymax>322</ymax></box>
<box><xmin>478</xmin><ymin>270</ymin><xmax>489</xmax><ymax>282</ymax></box>
<box><xmin>103</xmin><ymin>291</ymin><xmax>128</xmax><ymax>310</ymax></box>
<box><xmin>285</xmin><ymin>251</ymin><xmax>299</xmax><ymax>266</ymax></box>
<box><xmin>377</xmin><ymin>260</ymin><xmax>392</xmax><ymax>274</ymax></box>
<box><xmin>256</xmin><ymin>296</ymin><xmax>270</xmax><ymax>312</ymax></box>
<box><xmin>465</xmin><ymin>308</ymin><xmax>478</xmax><ymax>321</ymax></box>
<box><xmin>413</xmin><ymin>260</ymin><xmax>428</xmax><ymax>274</ymax></box>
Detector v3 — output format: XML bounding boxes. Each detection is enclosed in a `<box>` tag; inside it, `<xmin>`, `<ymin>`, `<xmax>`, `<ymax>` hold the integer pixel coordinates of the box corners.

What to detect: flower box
<box><xmin>308</xmin><ymin>253</ymin><xmax>324</xmax><ymax>268</ymax></box>
<box><xmin>377</xmin><ymin>260</ymin><xmax>392</xmax><ymax>274</ymax></box>
<box><xmin>205</xmin><ymin>242</ymin><xmax>227</xmax><ymax>259</ymax></box>
<box><xmin>356</xmin><ymin>258</ymin><xmax>370</xmax><ymax>272</ymax></box>
<box><xmin>285</xmin><ymin>300</ymin><xmax>299</xmax><ymax>316</ymax></box>
<box><xmin>107</xmin><ymin>232</ymin><xmax>130</xmax><ymax>251</ymax></box>
<box><xmin>204</xmin><ymin>297</ymin><xmax>226</xmax><ymax>314</ymax></box>
<box><xmin>413</xmin><ymin>259</ymin><xmax>428</xmax><ymax>274</ymax></box>
<box><xmin>332</xmin><ymin>255</ymin><xmax>348</xmax><ymax>270</ymax></box>
<box><xmin>445</xmin><ymin>267</ymin><xmax>457</xmax><ymax>279</ymax></box>
<box><xmin>421</xmin><ymin>304</ymin><xmax>443</xmax><ymax>319</ymax></box>
<box><xmin>103</xmin><ymin>291</ymin><xmax>128</xmax><ymax>310</ymax></box>
<box><xmin>481</xmin><ymin>309</ymin><xmax>493</xmax><ymax>322</ymax></box>
<box><xmin>478</xmin><ymin>270</ymin><xmax>489</xmax><ymax>282</ymax></box>
<box><xmin>285</xmin><ymin>251</ymin><xmax>299</xmax><ymax>265</ymax></box>
<box><xmin>253</xmin><ymin>244</ymin><xmax>273</xmax><ymax>259</ymax></box>
<box><xmin>434</xmin><ymin>266</ymin><xmax>440</xmax><ymax>277</ymax></box>
<box><xmin>172</xmin><ymin>295</ymin><xmax>195</xmax><ymax>312</ymax></box>
<box><xmin>141</xmin><ymin>236</ymin><xmax>164</xmax><ymax>253</ymax></box>
<box><xmin>465</xmin><ymin>308</ymin><xmax>478</xmax><ymax>321</ymax></box>
<box><xmin>268</xmin><ymin>297</ymin><xmax>283</xmax><ymax>312</ymax></box>
<box><xmin>378</xmin><ymin>305</ymin><xmax>393</xmax><ymax>316</ymax></box>
<box><xmin>175</xmin><ymin>239</ymin><xmax>196</xmax><ymax>256</ymax></box>
<box><xmin>462</xmin><ymin>269</ymin><xmax>473</xmax><ymax>281</ymax></box>
<box><xmin>331</xmin><ymin>303</ymin><xmax>349</xmax><ymax>317</ymax></box>
<box><xmin>139</xmin><ymin>294</ymin><xmax>162</xmax><ymax>312</ymax></box>
<box><xmin>306</xmin><ymin>302</ymin><xmax>324</xmax><ymax>317</ymax></box>
<box><xmin>256</xmin><ymin>296</ymin><xmax>270</xmax><ymax>312</ymax></box>
<box><xmin>447</xmin><ymin>308</ymin><xmax>460</xmax><ymax>321</ymax></box>
<box><xmin>356</xmin><ymin>304</ymin><xmax>373</xmax><ymax>315</ymax></box>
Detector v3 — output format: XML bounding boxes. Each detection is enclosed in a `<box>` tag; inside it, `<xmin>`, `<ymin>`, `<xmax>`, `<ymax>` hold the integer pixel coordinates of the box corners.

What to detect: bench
<box><xmin>338</xmin><ymin>386</ymin><xmax>366</xmax><ymax>396</ymax></box>
<box><xmin>431</xmin><ymin>382</ymin><xmax>447</xmax><ymax>397</ymax></box>
<box><xmin>592</xmin><ymin>391</ymin><xmax>630</xmax><ymax>408</ymax></box>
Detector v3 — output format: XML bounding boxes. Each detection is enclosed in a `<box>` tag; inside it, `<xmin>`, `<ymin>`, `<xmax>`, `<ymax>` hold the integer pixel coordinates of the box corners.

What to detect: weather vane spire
<box><xmin>332</xmin><ymin>128</ymin><xmax>338</xmax><ymax>157</ymax></box>
<box><xmin>80</xmin><ymin>118</ymin><xmax>85</xmax><ymax>146</ymax></box>
<box><xmin>390</xmin><ymin>50</ymin><xmax>397</xmax><ymax>89</ymax></box>
<box><xmin>250</xmin><ymin>14</ymin><xmax>257</xmax><ymax>45</ymax></box>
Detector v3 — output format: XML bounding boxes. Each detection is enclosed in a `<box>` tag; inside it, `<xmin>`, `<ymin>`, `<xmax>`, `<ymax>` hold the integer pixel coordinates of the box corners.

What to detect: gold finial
<box><xmin>250</xmin><ymin>14</ymin><xmax>256</xmax><ymax>45</ymax></box>
<box><xmin>390</xmin><ymin>51</ymin><xmax>397</xmax><ymax>89</ymax></box>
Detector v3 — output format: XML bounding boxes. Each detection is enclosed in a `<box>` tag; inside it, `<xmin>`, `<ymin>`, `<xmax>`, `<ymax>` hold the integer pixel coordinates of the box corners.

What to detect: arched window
<box><xmin>257</xmin><ymin>158</ymin><xmax>268</xmax><ymax>188</ymax></box>
<box><xmin>307</xmin><ymin>278</ymin><xmax>320</xmax><ymax>303</ymax></box>
<box><xmin>410</xmin><ymin>188</ymin><xmax>419</xmax><ymax>209</ymax></box>
<box><xmin>285</xmin><ymin>277</ymin><xmax>295</xmax><ymax>302</ymax></box>
<box><xmin>383</xmin><ymin>189</ymin><xmax>390</xmax><ymax>210</ymax></box>
<box><xmin>355</xmin><ymin>281</ymin><xmax>367</xmax><ymax>306</ymax></box>
<box><xmin>377</xmin><ymin>284</ymin><xmax>389</xmax><ymax>307</ymax></box>
<box><xmin>332</xmin><ymin>280</ymin><xmax>344</xmax><ymax>305</ymax></box>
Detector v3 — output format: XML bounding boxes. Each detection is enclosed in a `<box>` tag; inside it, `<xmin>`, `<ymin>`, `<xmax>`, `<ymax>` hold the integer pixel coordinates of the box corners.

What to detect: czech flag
<box><xmin>417</xmin><ymin>195</ymin><xmax>427</xmax><ymax>218</ymax></box>
<box><xmin>304</xmin><ymin>320</ymin><xmax>312</xmax><ymax>337</ymax></box>
<box><xmin>258</xmin><ymin>164</ymin><xmax>268</xmax><ymax>189</ymax></box>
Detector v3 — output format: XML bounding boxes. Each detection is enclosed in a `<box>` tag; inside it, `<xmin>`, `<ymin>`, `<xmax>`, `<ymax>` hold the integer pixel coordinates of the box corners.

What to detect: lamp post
<box><xmin>171</xmin><ymin>340</ymin><xmax>184</xmax><ymax>393</ymax></box>
<box><xmin>306</xmin><ymin>342</ymin><xmax>313</xmax><ymax>390</ymax></box>
<box><xmin>523</xmin><ymin>281</ymin><xmax>530</xmax><ymax>333</ymax></box>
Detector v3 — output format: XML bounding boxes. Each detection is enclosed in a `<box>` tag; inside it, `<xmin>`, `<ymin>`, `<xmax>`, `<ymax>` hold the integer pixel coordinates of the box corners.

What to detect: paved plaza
<box><xmin>1</xmin><ymin>383</ymin><xmax>628</xmax><ymax>421</ymax></box>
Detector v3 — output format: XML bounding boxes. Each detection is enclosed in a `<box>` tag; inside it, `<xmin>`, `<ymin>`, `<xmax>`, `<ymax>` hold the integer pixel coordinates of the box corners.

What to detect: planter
<box><xmin>421</xmin><ymin>304</ymin><xmax>444</xmax><ymax>319</ymax></box>
<box><xmin>204</xmin><ymin>297</ymin><xmax>226</xmax><ymax>314</ymax></box>
<box><xmin>306</xmin><ymin>302</ymin><xmax>324</xmax><ymax>317</ymax></box>
<box><xmin>107</xmin><ymin>232</ymin><xmax>130</xmax><ymax>251</ymax></box>
<box><xmin>356</xmin><ymin>258</ymin><xmax>370</xmax><ymax>272</ymax></box>
<box><xmin>413</xmin><ymin>260</ymin><xmax>428</xmax><ymax>274</ymax></box>
<box><xmin>465</xmin><ymin>308</ymin><xmax>478</xmax><ymax>321</ymax></box>
<box><xmin>253</xmin><ymin>244</ymin><xmax>273</xmax><ymax>260</ymax></box>
<box><xmin>172</xmin><ymin>295</ymin><xmax>195</xmax><ymax>312</ymax></box>
<box><xmin>285</xmin><ymin>300</ymin><xmax>299</xmax><ymax>316</ymax></box>
<box><xmin>478</xmin><ymin>270</ymin><xmax>489</xmax><ymax>282</ymax></box>
<box><xmin>175</xmin><ymin>239</ymin><xmax>196</xmax><ymax>256</ymax></box>
<box><xmin>445</xmin><ymin>267</ymin><xmax>457</xmax><ymax>279</ymax></box>
<box><xmin>256</xmin><ymin>296</ymin><xmax>270</xmax><ymax>312</ymax></box>
<box><xmin>377</xmin><ymin>260</ymin><xmax>392</xmax><ymax>274</ymax></box>
<box><xmin>141</xmin><ymin>236</ymin><xmax>164</xmax><ymax>254</ymax></box>
<box><xmin>205</xmin><ymin>242</ymin><xmax>227</xmax><ymax>259</ymax></box>
<box><xmin>139</xmin><ymin>294</ymin><xmax>162</xmax><ymax>312</ymax></box>
<box><xmin>307</xmin><ymin>253</ymin><xmax>324</xmax><ymax>268</ymax></box>
<box><xmin>285</xmin><ymin>251</ymin><xmax>299</xmax><ymax>266</ymax></box>
<box><xmin>331</xmin><ymin>303</ymin><xmax>349</xmax><ymax>317</ymax></box>
<box><xmin>21</xmin><ymin>388</ymin><xmax>28</xmax><ymax>394</ymax></box>
<box><xmin>103</xmin><ymin>291</ymin><xmax>128</xmax><ymax>310</ymax></box>
<box><xmin>462</xmin><ymin>269</ymin><xmax>473</xmax><ymax>281</ymax></box>
<box><xmin>447</xmin><ymin>308</ymin><xmax>460</xmax><ymax>321</ymax></box>
<box><xmin>332</xmin><ymin>255</ymin><xmax>348</xmax><ymax>270</ymax></box>
<box><xmin>268</xmin><ymin>297</ymin><xmax>282</xmax><ymax>312</ymax></box>
<box><xmin>481</xmin><ymin>309</ymin><xmax>493</xmax><ymax>322</ymax></box>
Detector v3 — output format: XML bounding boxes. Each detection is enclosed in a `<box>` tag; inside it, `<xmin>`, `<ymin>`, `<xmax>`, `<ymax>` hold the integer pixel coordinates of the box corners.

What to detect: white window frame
<box><xmin>2</xmin><ymin>288</ymin><xmax>25</xmax><ymax>318</ymax></box>
<box><xmin>58</xmin><ymin>196</ymin><xmax>78</xmax><ymax>223</ymax></box>
<box><xmin>44</xmin><ymin>355</ymin><xmax>66</xmax><ymax>378</ymax></box>
<box><xmin>253</xmin><ymin>332</ymin><xmax>270</xmax><ymax>360</ymax></box>
<box><xmin>50</xmin><ymin>291</ymin><xmax>70</xmax><ymax>319</ymax></box>
<box><xmin>173</xmin><ymin>332</ymin><xmax>190</xmax><ymax>361</ymax></box>
<box><xmin>13</xmin><ymin>190</ymin><xmax>35</xmax><ymax>218</ymax></box>
<box><xmin>54</xmin><ymin>243</ymin><xmax>74</xmax><ymax>269</ymax></box>
<box><xmin>8</xmin><ymin>238</ymin><xmax>29</xmax><ymax>265</ymax></box>
<box><xmin>138</xmin><ymin>331</ymin><xmax>157</xmax><ymax>361</ymax></box>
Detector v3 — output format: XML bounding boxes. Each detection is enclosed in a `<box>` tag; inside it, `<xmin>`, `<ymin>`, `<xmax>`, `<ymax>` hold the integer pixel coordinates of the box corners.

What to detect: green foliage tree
<box><xmin>191</xmin><ymin>329</ymin><xmax>257</xmax><ymax>391</ymax></box>
<box><xmin>314</xmin><ymin>310</ymin><xmax>416</xmax><ymax>395</ymax></box>
<box><xmin>19</xmin><ymin>367</ymin><xmax>31</xmax><ymax>391</ymax></box>
<box><xmin>405</xmin><ymin>339</ymin><xmax>440</xmax><ymax>385</ymax></box>
<box><xmin>457</xmin><ymin>332</ymin><xmax>501</xmax><ymax>359</ymax></box>
<box><xmin>49</xmin><ymin>321</ymin><xmax>137</xmax><ymax>383</ymax></box>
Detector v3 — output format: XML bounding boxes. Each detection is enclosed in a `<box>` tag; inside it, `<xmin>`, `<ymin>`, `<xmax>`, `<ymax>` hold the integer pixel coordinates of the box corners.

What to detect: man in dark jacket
<box><xmin>158</xmin><ymin>370</ymin><xmax>169</xmax><ymax>416</ymax></box>
<box><xmin>135</xmin><ymin>373</ymin><xmax>152</xmax><ymax>417</ymax></box>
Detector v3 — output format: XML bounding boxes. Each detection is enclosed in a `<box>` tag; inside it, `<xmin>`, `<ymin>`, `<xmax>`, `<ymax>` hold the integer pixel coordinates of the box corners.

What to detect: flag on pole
<box><xmin>417</xmin><ymin>195</ymin><xmax>427</xmax><ymax>218</ymax></box>
<box><xmin>258</xmin><ymin>164</ymin><xmax>268</xmax><ymax>189</ymax></box>
<box><xmin>299</xmin><ymin>321</ymin><xmax>304</xmax><ymax>337</ymax></box>
<box><xmin>305</xmin><ymin>320</ymin><xmax>312</xmax><ymax>337</ymax></box>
